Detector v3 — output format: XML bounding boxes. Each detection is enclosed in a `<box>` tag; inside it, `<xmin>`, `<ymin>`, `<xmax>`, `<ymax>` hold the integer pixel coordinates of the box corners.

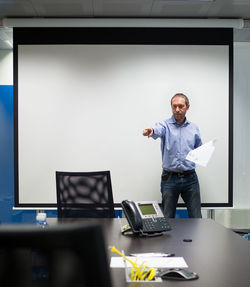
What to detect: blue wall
<box><xmin>0</xmin><ymin>85</ymin><xmax>14</xmax><ymax>222</ymax></box>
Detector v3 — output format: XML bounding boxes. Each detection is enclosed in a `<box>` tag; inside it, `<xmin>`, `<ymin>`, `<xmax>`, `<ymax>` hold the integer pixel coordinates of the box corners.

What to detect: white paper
<box><xmin>110</xmin><ymin>256</ymin><xmax>188</xmax><ymax>268</ymax></box>
<box><xmin>186</xmin><ymin>139</ymin><xmax>216</xmax><ymax>167</ymax></box>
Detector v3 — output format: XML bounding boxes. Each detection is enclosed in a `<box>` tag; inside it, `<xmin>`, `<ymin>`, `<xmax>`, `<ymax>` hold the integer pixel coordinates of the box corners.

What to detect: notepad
<box><xmin>110</xmin><ymin>256</ymin><xmax>188</xmax><ymax>268</ymax></box>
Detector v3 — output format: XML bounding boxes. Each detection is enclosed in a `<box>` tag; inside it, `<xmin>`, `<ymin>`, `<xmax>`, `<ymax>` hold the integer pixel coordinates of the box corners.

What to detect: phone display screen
<box><xmin>138</xmin><ymin>204</ymin><xmax>156</xmax><ymax>215</ymax></box>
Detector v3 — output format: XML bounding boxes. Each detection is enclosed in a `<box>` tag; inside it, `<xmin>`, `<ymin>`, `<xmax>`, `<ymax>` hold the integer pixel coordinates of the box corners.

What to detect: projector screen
<box><xmin>14</xmin><ymin>28</ymin><xmax>233</xmax><ymax>207</ymax></box>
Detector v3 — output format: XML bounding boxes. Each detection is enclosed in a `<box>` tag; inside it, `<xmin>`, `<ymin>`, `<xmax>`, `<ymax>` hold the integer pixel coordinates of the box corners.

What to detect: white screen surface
<box><xmin>18</xmin><ymin>44</ymin><xmax>229</xmax><ymax>205</ymax></box>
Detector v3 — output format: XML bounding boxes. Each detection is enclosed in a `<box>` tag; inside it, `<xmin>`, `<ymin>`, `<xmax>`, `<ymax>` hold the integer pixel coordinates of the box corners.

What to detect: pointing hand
<box><xmin>142</xmin><ymin>128</ymin><xmax>153</xmax><ymax>138</ymax></box>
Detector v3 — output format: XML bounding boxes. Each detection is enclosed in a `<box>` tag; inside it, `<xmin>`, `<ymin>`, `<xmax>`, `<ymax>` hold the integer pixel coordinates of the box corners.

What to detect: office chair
<box><xmin>56</xmin><ymin>170</ymin><xmax>115</xmax><ymax>218</ymax></box>
<box><xmin>0</xmin><ymin>222</ymin><xmax>112</xmax><ymax>287</ymax></box>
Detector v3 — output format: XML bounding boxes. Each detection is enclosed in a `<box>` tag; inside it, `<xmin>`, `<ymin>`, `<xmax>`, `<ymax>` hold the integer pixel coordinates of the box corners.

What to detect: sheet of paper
<box><xmin>186</xmin><ymin>139</ymin><xmax>216</xmax><ymax>167</ymax></box>
<box><xmin>110</xmin><ymin>256</ymin><xmax>188</xmax><ymax>268</ymax></box>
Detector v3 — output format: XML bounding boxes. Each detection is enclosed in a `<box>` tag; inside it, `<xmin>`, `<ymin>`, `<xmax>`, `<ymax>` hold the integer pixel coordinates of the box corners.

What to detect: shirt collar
<box><xmin>169</xmin><ymin>115</ymin><xmax>190</xmax><ymax>126</ymax></box>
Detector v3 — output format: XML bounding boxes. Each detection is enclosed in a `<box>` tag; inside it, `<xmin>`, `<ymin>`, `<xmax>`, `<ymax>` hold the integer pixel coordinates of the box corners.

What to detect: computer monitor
<box><xmin>0</xmin><ymin>222</ymin><xmax>112</xmax><ymax>287</ymax></box>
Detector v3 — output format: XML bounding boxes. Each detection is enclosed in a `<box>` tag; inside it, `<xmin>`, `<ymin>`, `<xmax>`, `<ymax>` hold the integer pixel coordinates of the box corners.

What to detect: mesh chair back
<box><xmin>56</xmin><ymin>171</ymin><xmax>115</xmax><ymax>218</ymax></box>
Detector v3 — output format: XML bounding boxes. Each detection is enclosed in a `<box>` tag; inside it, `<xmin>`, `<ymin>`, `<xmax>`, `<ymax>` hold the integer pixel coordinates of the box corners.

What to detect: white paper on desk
<box><xmin>110</xmin><ymin>256</ymin><xmax>188</xmax><ymax>268</ymax></box>
<box><xmin>186</xmin><ymin>139</ymin><xmax>216</xmax><ymax>167</ymax></box>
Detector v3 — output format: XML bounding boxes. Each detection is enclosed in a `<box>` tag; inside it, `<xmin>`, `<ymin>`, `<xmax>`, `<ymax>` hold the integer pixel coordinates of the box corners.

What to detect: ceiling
<box><xmin>1</xmin><ymin>0</ymin><xmax>250</xmax><ymax>50</ymax></box>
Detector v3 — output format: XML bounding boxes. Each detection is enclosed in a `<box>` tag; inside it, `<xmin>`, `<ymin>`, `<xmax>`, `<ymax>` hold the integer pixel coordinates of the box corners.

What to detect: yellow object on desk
<box><xmin>110</xmin><ymin>246</ymin><xmax>156</xmax><ymax>281</ymax></box>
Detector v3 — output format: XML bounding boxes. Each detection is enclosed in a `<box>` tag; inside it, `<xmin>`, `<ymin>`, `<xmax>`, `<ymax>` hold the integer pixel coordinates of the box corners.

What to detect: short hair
<box><xmin>171</xmin><ymin>93</ymin><xmax>189</xmax><ymax>106</ymax></box>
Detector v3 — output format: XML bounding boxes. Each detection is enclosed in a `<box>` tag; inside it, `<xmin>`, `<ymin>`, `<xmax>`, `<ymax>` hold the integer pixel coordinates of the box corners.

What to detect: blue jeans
<box><xmin>161</xmin><ymin>170</ymin><xmax>202</xmax><ymax>218</ymax></box>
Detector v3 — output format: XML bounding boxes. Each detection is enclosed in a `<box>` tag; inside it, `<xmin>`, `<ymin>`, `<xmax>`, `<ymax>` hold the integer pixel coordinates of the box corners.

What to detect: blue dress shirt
<box><xmin>152</xmin><ymin>115</ymin><xmax>202</xmax><ymax>172</ymax></box>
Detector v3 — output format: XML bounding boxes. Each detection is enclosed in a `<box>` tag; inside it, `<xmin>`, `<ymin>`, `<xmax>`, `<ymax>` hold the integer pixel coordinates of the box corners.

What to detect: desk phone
<box><xmin>121</xmin><ymin>200</ymin><xmax>171</xmax><ymax>235</ymax></box>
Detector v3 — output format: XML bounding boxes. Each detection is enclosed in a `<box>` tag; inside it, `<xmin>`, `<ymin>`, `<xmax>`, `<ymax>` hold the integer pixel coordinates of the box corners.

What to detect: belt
<box><xmin>163</xmin><ymin>169</ymin><xmax>195</xmax><ymax>178</ymax></box>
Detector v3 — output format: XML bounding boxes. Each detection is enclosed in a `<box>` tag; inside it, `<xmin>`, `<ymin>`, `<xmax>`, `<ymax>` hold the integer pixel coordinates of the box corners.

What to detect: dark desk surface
<box><xmin>48</xmin><ymin>218</ymin><xmax>250</xmax><ymax>287</ymax></box>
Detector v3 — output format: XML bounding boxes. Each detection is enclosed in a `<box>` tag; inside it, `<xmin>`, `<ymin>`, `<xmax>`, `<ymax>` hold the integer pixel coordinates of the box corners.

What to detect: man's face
<box><xmin>171</xmin><ymin>96</ymin><xmax>189</xmax><ymax>124</ymax></box>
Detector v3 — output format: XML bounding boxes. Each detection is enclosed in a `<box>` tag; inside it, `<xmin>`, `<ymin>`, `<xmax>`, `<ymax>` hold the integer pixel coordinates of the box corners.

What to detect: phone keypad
<box><xmin>142</xmin><ymin>217</ymin><xmax>171</xmax><ymax>233</ymax></box>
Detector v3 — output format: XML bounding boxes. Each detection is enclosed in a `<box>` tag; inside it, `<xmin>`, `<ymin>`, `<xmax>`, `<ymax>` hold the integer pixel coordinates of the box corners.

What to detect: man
<box><xmin>142</xmin><ymin>93</ymin><xmax>202</xmax><ymax>218</ymax></box>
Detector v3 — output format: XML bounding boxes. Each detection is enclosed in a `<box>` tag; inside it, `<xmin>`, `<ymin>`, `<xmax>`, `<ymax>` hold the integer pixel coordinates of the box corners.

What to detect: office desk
<box><xmin>48</xmin><ymin>218</ymin><xmax>250</xmax><ymax>287</ymax></box>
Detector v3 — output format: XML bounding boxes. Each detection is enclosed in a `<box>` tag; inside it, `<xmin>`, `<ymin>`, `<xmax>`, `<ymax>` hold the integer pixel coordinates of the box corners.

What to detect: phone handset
<box><xmin>121</xmin><ymin>200</ymin><xmax>143</xmax><ymax>233</ymax></box>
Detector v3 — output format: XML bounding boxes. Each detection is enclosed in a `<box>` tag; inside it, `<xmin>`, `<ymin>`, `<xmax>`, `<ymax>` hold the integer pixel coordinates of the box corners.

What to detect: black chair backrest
<box><xmin>56</xmin><ymin>170</ymin><xmax>115</xmax><ymax>218</ymax></box>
